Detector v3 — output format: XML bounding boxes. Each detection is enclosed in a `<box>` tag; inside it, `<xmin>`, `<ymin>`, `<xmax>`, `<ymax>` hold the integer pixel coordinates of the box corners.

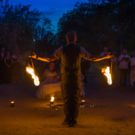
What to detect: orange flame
<box><xmin>26</xmin><ymin>66</ymin><xmax>40</xmax><ymax>86</ymax></box>
<box><xmin>50</xmin><ymin>96</ymin><xmax>55</xmax><ymax>103</ymax></box>
<box><xmin>101</xmin><ymin>66</ymin><xmax>112</xmax><ymax>85</ymax></box>
<box><xmin>10</xmin><ymin>101</ymin><xmax>15</xmax><ymax>104</ymax></box>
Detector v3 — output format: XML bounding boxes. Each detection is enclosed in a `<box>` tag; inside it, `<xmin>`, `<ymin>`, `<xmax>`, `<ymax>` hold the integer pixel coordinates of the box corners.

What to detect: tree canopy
<box><xmin>0</xmin><ymin>0</ymin><xmax>52</xmax><ymax>55</ymax></box>
<box><xmin>1</xmin><ymin>0</ymin><xmax>135</xmax><ymax>55</ymax></box>
<box><xmin>58</xmin><ymin>0</ymin><xmax>135</xmax><ymax>53</ymax></box>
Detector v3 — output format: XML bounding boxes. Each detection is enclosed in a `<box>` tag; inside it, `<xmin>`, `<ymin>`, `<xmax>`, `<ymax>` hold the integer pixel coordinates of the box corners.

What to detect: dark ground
<box><xmin>0</xmin><ymin>81</ymin><xmax>135</xmax><ymax>135</ymax></box>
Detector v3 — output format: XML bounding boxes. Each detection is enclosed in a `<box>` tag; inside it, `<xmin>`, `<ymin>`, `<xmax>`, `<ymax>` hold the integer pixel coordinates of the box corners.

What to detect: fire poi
<box><xmin>26</xmin><ymin>66</ymin><xmax>40</xmax><ymax>86</ymax></box>
<box><xmin>50</xmin><ymin>96</ymin><xmax>55</xmax><ymax>103</ymax></box>
<box><xmin>50</xmin><ymin>96</ymin><xmax>55</xmax><ymax>107</ymax></box>
<box><xmin>101</xmin><ymin>66</ymin><xmax>112</xmax><ymax>85</ymax></box>
<box><xmin>10</xmin><ymin>100</ymin><xmax>15</xmax><ymax>107</ymax></box>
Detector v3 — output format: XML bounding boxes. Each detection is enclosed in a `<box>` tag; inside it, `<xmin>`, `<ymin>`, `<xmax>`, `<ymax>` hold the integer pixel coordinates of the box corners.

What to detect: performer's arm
<box><xmin>80</xmin><ymin>47</ymin><xmax>113</xmax><ymax>62</ymax></box>
<box><xmin>92</xmin><ymin>55</ymin><xmax>113</xmax><ymax>62</ymax></box>
<box><xmin>29</xmin><ymin>47</ymin><xmax>62</xmax><ymax>62</ymax></box>
<box><xmin>29</xmin><ymin>55</ymin><xmax>50</xmax><ymax>62</ymax></box>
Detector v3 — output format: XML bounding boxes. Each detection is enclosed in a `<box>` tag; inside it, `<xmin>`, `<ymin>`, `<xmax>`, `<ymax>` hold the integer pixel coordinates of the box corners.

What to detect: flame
<box><xmin>10</xmin><ymin>101</ymin><xmax>15</xmax><ymax>104</ymax></box>
<box><xmin>81</xmin><ymin>99</ymin><xmax>86</xmax><ymax>103</ymax></box>
<box><xmin>50</xmin><ymin>96</ymin><xmax>55</xmax><ymax>103</ymax></box>
<box><xmin>26</xmin><ymin>66</ymin><xmax>40</xmax><ymax>86</ymax></box>
<box><xmin>101</xmin><ymin>66</ymin><xmax>112</xmax><ymax>85</ymax></box>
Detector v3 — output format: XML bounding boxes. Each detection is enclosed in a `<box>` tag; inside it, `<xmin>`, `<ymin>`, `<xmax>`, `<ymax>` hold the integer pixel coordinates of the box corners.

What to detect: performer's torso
<box><xmin>61</xmin><ymin>44</ymin><xmax>81</xmax><ymax>76</ymax></box>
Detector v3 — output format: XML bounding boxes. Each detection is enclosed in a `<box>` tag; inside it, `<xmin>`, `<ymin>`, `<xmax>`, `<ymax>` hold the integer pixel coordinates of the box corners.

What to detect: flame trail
<box><xmin>101</xmin><ymin>66</ymin><xmax>112</xmax><ymax>85</ymax></box>
<box><xmin>26</xmin><ymin>66</ymin><xmax>40</xmax><ymax>86</ymax></box>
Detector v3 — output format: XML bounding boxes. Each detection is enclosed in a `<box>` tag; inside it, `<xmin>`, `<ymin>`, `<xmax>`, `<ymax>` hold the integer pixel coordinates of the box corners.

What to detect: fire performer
<box><xmin>30</xmin><ymin>31</ymin><xmax>112</xmax><ymax>127</ymax></box>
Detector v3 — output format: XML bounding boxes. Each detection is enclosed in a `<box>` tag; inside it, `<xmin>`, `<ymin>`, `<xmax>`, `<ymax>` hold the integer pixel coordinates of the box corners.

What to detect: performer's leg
<box><xmin>62</xmin><ymin>84</ymin><xmax>80</xmax><ymax>126</ymax></box>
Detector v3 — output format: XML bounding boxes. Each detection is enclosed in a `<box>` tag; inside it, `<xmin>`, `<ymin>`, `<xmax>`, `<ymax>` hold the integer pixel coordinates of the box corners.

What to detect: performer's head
<box><xmin>66</xmin><ymin>31</ymin><xmax>77</xmax><ymax>45</ymax></box>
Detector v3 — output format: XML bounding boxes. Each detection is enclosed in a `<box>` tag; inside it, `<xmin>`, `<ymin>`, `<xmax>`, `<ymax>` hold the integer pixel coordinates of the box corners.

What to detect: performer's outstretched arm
<box><xmin>29</xmin><ymin>55</ymin><xmax>60</xmax><ymax>62</ymax></box>
<box><xmin>80</xmin><ymin>47</ymin><xmax>113</xmax><ymax>62</ymax></box>
<box><xmin>29</xmin><ymin>55</ymin><xmax>49</xmax><ymax>62</ymax></box>
<box><xmin>92</xmin><ymin>55</ymin><xmax>113</xmax><ymax>62</ymax></box>
<box><xmin>29</xmin><ymin>47</ymin><xmax>62</xmax><ymax>62</ymax></box>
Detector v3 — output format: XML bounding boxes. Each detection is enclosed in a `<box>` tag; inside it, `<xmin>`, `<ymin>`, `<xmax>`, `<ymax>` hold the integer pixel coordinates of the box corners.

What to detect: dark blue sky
<box><xmin>10</xmin><ymin>0</ymin><xmax>88</xmax><ymax>31</ymax></box>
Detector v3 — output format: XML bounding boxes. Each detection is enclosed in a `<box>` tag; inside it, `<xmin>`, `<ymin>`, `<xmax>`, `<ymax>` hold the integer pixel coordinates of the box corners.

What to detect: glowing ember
<box><xmin>101</xmin><ymin>66</ymin><xmax>112</xmax><ymax>85</ymax></box>
<box><xmin>50</xmin><ymin>96</ymin><xmax>55</xmax><ymax>103</ymax></box>
<box><xmin>80</xmin><ymin>99</ymin><xmax>86</xmax><ymax>108</ymax></box>
<box><xmin>81</xmin><ymin>99</ymin><xmax>86</xmax><ymax>103</ymax></box>
<box><xmin>10</xmin><ymin>100</ymin><xmax>15</xmax><ymax>107</ymax></box>
<box><xmin>26</xmin><ymin>66</ymin><xmax>40</xmax><ymax>86</ymax></box>
<box><xmin>11</xmin><ymin>101</ymin><xmax>15</xmax><ymax>104</ymax></box>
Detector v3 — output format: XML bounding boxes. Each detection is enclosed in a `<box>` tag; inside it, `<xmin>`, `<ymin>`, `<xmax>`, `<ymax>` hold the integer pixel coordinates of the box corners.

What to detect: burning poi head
<box><xmin>26</xmin><ymin>66</ymin><xmax>40</xmax><ymax>86</ymax></box>
<box><xmin>50</xmin><ymin>96</ymin><xmax>55</xmax><ymax>103</ymax></box>
<box><xmin>10</xmin><ymin>100</ymin><xmax>15</xmax><ymax>107</ymax></box>
<box><xmin>50</xmin><ymin>96</ymin><xmax>55</xmax><ymax>108</ymax></box>
<box><xmin>101</xmin><ymin>66</ymin><xmax>112</xmax><ymax>85</ymax></box>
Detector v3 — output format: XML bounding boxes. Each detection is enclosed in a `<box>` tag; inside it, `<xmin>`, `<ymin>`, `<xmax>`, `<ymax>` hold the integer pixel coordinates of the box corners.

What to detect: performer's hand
<box><xmin>45</xmin><ymin>58</ymin><xmax>50</xmax><ymax>61</ymax></box>
<box><xmin>105</xmin><ymin>54</ymin><xmax>113</xmax><ymax>59</ymax></box>
<box><xmin>29</xmin><ymin>54</ymin><xmax>37</xmax><ymax>59</ymax></box>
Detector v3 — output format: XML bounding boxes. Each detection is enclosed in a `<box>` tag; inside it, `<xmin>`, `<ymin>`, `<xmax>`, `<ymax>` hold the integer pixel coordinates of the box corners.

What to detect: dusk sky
<box><xmin>10</xmin><ymin>0</ymin><xmax>88</xmax><ymax>31</ymax></box>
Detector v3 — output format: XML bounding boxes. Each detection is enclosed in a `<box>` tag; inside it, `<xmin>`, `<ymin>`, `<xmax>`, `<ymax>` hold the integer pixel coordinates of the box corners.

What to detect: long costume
<box><xmin>53</xmin><ymin>44</ymin><xmax>92</xmax><ymax>124</ymax></box>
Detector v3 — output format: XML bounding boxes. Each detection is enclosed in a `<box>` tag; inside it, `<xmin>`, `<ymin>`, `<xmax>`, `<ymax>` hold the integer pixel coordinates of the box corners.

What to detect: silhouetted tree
<box><xmin>0</xmin><ymin>0</ymin><xmax>52</xmax><ymax>55</ymax></box>
<box><xmin>58</xmin><ymin>0</ymin><xmax>135</xmax><ymax>53</ymax></box>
